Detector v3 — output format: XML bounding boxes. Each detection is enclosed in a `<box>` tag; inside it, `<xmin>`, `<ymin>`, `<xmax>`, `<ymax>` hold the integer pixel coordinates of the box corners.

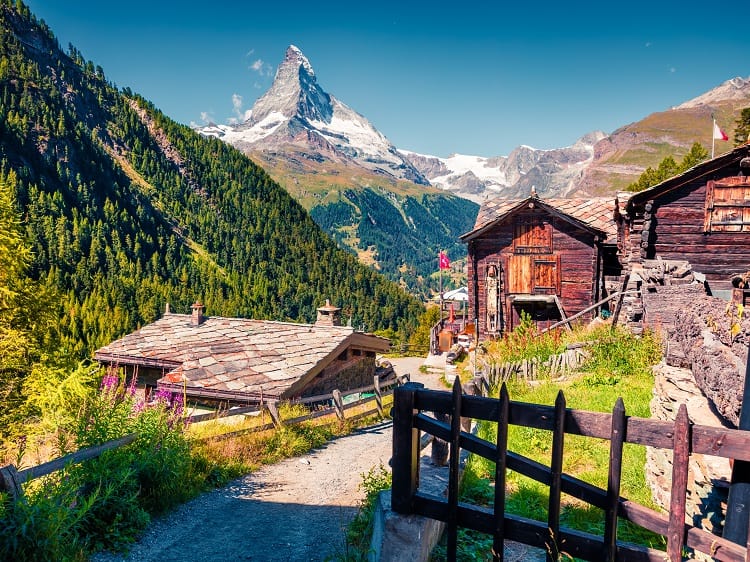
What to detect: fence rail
<box><xmin>392</xmin><ymin>379</ymin><xmax>750</xmax><ymax>562</ymax></box>
<box><xmin>1</xmin><ymin>374</ymin><xmax>409</xmax><ymax>502</ymax></box>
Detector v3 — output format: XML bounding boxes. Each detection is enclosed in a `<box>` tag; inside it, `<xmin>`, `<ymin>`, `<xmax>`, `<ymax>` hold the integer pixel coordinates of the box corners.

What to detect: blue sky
<box><xmin>25</xmin><ymin>0</ymin><xmax>750</xmax><ymax>157</ymax></box>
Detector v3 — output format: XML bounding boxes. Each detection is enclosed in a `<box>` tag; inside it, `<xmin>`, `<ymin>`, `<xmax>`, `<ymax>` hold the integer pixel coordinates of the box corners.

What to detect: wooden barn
<box><xmin>461</xmin><ymin>193</ymin><xmax>620</xmax><ymax>340</ymax></box>
<box><xmin>618</xmin><ymin>143</ymin><xmax>750</xmax><ymax>296</ymax></box>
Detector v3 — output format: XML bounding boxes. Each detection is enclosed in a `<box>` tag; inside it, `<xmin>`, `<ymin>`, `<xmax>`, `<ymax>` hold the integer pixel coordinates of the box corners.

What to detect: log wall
<box><xmin>629</xmin><ymin>175</ymin><xmax>750</xmax><ymax>285</ymax></box>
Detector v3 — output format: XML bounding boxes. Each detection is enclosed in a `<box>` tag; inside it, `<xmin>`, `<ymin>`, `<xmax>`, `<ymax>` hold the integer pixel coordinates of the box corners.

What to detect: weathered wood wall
<box><xmin>629</xmin><ymin>174</ymin><xmax>750</xmax><ymax>286</ymax></box>
<box><xmin>468</xmin><ymin>208</ymin><xmax>601</xmax><ymax>339</ymax></box>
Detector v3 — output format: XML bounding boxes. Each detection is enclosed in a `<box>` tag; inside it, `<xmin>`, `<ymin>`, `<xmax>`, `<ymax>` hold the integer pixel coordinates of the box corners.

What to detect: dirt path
<box><xmin>92</xmin><ymin>419</ymin><xmax>394</xmax><ymax>562</ymax></box>
<box><xmin>92</xmin><ymin>358</ymin><xmax>439</xmax><ymax>562</ymax></box>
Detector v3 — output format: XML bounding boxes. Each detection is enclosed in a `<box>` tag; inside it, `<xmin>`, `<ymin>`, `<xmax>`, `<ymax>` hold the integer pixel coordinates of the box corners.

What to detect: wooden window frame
<box><xmin>704</xmin><ymin>179</ymin><xmax>750</xmax><ymax>233</ymax></box>
<box><xmin>513</xmin><ymin>218</ymin><xmax>553</xmax><ymax>254</ymax></box>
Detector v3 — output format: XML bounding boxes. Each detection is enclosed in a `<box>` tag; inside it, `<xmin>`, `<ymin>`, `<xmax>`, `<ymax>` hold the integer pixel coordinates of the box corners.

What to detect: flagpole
<box><xmin>439</xmin><ymin>251</ymin><xmax>443</xmax><ymax>330</ymax></box>
<box><xmin>712</xmin><ymin>116</ymin><xmax>716</xmax><ymax>159</ymax></box>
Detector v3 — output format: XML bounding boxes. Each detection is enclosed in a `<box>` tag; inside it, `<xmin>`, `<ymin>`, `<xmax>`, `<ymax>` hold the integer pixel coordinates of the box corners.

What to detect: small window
<box><xmin>513</xmin><ymin>218</ymin><xmax>552</xmax><ymax>254</ymax></box>
<box><xmin>704</xmin><ymin>180</ymin><xmax>750</xmax><ymax>232</ymax></box>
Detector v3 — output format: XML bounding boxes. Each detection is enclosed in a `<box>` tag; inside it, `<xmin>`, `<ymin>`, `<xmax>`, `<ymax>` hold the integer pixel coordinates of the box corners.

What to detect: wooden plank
<box><xmin>547</xmin><ymin>391</ymin><xmax>566</xmax><ymax>562</ymax></box>
<box><xmin>391</xmin><ymin>382</ymin><xmax>423</xmax><ymax>514</ymax></box>
<box><xmin>667</xmin><ymin>404</ymin><xmax>690</xmax><ymax>561</ymax></box>
<box><xmin>603</xmin><ymin>398</ymin><xmax>625</xmax><ymax>562</ymax></box>
<box><xmin>447</xmin><ymin>378</ymin><xmax>463</xmax><ymax>561</ymax></box>
<box><xmin>15</xmin><ymin>433</ymin><xmax>138</xmax><ymax>485</ymax></box>
<box><xmin>493</xmin><ymin>384</ymin><xmax>510</xmax><ymax>562</ymax></box>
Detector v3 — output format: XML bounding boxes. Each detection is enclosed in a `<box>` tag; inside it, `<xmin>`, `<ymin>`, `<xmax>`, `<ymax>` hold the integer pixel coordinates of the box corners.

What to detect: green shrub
<box><xmin>0</xmin><ymin>371</ymin><xmax>207</xmax><ymax>560</ymax></box>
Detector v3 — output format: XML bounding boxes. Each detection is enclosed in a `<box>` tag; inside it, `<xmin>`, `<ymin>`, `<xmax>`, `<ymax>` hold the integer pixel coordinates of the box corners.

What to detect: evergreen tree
<box><xmin>626</xmin><ymin>142</ymin><xmax>709</xmax><ymax>192</ymax></box>
<box><xmin>734</xmin><ymin>107</ymin><xmax>750</xmax><ymax>147</ymax></box>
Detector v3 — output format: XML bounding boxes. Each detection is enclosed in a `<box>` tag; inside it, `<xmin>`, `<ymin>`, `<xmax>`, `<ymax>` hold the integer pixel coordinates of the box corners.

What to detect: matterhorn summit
<box><xmin>199</xmin><ymin>45</ymin><xmax>428</xmax><ymax>185</ymax></box>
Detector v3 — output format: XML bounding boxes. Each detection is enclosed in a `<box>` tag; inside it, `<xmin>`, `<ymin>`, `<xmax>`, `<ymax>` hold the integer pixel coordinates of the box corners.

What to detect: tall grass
<box><xmin>457</xmin><ymin>324</ymin><xmax>665</xmax><ymax>559</ymax></box>
<box><xmin>0</xmin><ymin>371</ymin><xmax>236</xmax><ymax>561</ymax></box>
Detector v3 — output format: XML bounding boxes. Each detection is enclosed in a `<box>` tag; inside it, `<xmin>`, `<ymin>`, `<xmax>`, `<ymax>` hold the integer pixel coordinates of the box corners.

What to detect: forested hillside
<box><xmin>309</xmin><ymin>188</ymin><xmax>475</xmax><ymax>295</ymax></box>
<box><xmin>0</xmin><ymin>0</ymin><xmax>423</xmax><ymax>360</ymax></box>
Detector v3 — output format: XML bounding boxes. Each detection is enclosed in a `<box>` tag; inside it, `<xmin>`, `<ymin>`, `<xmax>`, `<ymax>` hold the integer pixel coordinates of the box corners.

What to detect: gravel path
<box><xmin>92</xmin><ymin>420</ymin><xmax>394</xmax><ymax>562</ymax></box>
<box><xmin>92</xmin><ymin>358</ymin><xmax>439</xmax><ymax>562</ymax></box>
<box><xmin>90</xmin><ymin>358</ymin><xmax>543</xmax><ymax>561</ymax></box>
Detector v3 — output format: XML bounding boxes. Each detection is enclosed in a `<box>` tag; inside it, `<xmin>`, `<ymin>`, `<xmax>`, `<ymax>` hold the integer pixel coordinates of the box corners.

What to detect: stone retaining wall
<box><xmin>647</xmin><ymin>362</ymin><xmax>731</xmax><ymax>538</ymax></box>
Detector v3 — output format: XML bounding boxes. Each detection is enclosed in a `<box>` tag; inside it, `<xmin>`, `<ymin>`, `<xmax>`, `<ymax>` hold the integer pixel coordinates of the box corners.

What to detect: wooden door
<box><xmin>533</xmin><ymin>255</ymin><xmax>561</xmax><ymax>295</ymax></box>
<box><xmin>506</xmin><ymin>254</ymin><xmax>533</xmax><ymax>293</ymax></box>
<box><xmin>506</xmin><ymin>254</ymin><xmax>560</xmax><ymax>294</ymax></box>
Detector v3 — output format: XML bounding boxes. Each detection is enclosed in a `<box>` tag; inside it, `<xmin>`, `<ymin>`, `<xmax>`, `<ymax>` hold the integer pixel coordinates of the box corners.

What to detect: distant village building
<box><xmin>94</xmin><ymin>301</ymin><xmax>390</xmax><ymax>405</ymax></box>
<box><xmin>461</xmin><ymin>193</ymin><xmax>620</xmax><ymax>339</ymax></box>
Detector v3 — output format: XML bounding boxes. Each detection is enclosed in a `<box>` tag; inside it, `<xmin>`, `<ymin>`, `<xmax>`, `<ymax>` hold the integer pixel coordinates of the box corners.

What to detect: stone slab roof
<box><xmin>95</xmin><ymin>314</ymin><xmax>390</xmax><ymax>399</ymax></box>
<box><xmin>464</xmin><ymin>196</ymin><xmax>617</xmax><ymax>243</ymax></box>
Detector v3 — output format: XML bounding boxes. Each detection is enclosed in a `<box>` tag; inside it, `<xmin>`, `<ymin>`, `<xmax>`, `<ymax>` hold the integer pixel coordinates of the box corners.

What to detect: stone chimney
<box><xmin>191</xmin><ymin>301</ymin><xmax>205</xmax><ymax>326</ymax></box>
<box><xmin>316</xmin><ymin>299</ymin><xmax>341</xmax><ymax>327</ymax></box>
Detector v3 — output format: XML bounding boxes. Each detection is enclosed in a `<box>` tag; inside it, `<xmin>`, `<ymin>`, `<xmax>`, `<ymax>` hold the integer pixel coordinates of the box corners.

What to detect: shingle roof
<box><xmin>94</xmin><ymin>314</ymin><xmax>390</xmax><ymax>399</ymax></box>
<box><xmin>464</xmin><ymin>196</ymin><xmax>617</xmax><ymax>243</ymax></box>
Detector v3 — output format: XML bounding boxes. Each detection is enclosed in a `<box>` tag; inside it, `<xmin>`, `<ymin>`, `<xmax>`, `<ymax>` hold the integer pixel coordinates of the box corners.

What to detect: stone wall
<box><xmin>640</xmin><ymin>282</ymin><xmax>750</xmax><ymax>547</ymax></box>
<box><xmin>647</xmin><ymin>362</ymin><xmax>731</xmax><ymax>538</ymax></box>
<box><xmin>300</xmin><ymin>354</ymin><xmax>376</xmax><ymax>398</ymax></box>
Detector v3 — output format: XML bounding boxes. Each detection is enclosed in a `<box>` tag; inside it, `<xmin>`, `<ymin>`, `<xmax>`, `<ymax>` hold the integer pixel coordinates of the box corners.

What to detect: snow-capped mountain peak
<box><xmin>197</xmin><ymin>45</ymin><xmax>428</xmax><ymax>185</ymax></box>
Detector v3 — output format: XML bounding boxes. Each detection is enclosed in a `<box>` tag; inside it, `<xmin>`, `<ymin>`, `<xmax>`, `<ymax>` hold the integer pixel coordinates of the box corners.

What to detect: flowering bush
<box><xmin>0</xmin><ymin>368</ymin><xmax>206</xmax><ymax>560</ymax></box>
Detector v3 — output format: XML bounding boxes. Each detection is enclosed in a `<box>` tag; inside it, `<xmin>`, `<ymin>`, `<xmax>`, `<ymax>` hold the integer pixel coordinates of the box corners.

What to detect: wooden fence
<box><xmin>0</xmin><ymin>374</ymin><xmax>409</xmax><ymax>501</ymax></box>
<box><xmin>392</xmin><ymin>379</ymin><xmax>750</xmax><ymax>562</ymax></box>
<box><xmin>483</xmin><ymin>342</ymin><xmax>588</xmax><ymax>383</ymax></box>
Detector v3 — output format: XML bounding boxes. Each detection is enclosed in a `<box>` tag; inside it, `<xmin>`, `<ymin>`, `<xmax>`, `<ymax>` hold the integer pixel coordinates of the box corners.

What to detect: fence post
<box><xmin>267</xmin><ymin>400</ymin><xmax>282</xmax><ymax>427</ymax></box>
<box><xmin>0</xmin><ymin>465</ymin><xmax>22</xmax><ymax>501</ymax></box>
<box><xmin>667</xmin><ymin>404</ymin><xmax>691</xmax><ymax>562</ymax></box>
<box><xmin>547</xmin><ymin>391</ymin><xmax>566</xmax><ymax>562</ymax></box>
<box><xmin>373</xmin><ymin>376</ymin><xmax>383</xmax><ymax>417</ymax></box>
<box><xmin>332</xmin><ymin>389</ymin><xmax>345</xmax><ymax>420</ymax></box>
<box><xmin>446</xmin><ymin>378</ymin><xmax>464</xmax><ymax>559</ymax></box>
<box><xmin>493</xmin><ymin>384</ymin><xmax>510</xmax><ymax>562</ymax></box>
<box><xmin>603</xmin><ymin>397</ymin><xmax>626</xmax><ymax>562</ymax></box>
<box><xmin>392</xmin><ymin>382</ymin><xmax>423</xmax><ymax>514</ymax></box>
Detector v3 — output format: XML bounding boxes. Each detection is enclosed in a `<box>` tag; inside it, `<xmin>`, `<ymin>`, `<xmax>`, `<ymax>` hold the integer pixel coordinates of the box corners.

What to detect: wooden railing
<box><xmin>0</xmin><ymin>374</ymin><xmax>409</xmax><ymax>501</ymax></box>
<box><xmin>391</xmin><ymin>379</ymin><xmax>750</xmax><ymax>562</ymax></box>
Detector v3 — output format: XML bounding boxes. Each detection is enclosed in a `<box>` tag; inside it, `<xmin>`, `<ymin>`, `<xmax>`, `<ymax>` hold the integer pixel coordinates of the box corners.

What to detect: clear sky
<box><xmin>24</xmin><ymin>0</ymin><xmax>750</xmax><ymax>158</ymax></box>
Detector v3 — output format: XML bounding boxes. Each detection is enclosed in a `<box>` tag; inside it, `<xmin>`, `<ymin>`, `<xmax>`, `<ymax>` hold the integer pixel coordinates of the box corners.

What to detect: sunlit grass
<box><xmin>453</xmin><ymin>324</ymin><xmax>666</xmax><ymax>559</ymax></box>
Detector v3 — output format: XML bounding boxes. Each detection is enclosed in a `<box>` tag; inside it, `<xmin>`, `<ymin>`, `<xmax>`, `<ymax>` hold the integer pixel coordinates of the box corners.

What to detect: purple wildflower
<box><xmin>99</xmin><ymin>373</ymin><xmax>119</xmax><ymax>393</ymax></box>
<box><xmin>126</xmin><ymin>374</ymin><xmax>138</xmax><ymax>397</ymax></box>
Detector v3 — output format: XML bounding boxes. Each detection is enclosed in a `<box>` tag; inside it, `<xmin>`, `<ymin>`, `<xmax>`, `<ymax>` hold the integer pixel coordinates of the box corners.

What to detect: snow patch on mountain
<box><xmin>196</xmin><ymin>45</ymin><xmax>427</xmax><ymax>185</ymax></box>
<box><xmin>400</xmin><ymin>131</ymin><xmax>605</xmax><ymax>202</ymax></box>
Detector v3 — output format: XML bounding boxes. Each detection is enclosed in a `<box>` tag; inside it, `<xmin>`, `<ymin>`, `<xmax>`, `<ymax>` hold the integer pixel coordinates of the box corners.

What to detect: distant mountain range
<box><xmin>200</xmin><ymin>45</ymin><xmax>750</xmax><ymax>228</ymax></box>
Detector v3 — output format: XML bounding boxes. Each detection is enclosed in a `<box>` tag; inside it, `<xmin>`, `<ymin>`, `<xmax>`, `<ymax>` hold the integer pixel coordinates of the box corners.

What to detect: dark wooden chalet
<box><xmin>619</xmin><ymin>143</ymin><xmax>750</xmax><ymax>295</ymax></box>
<box><xmin>94</xmin><ymin>301</ymin><xmax>390</xmax><ymax>406</ymax></box>
<box><xmin>461</xmin><ymin>194</ymin><xmax>620</xmax><ymax>339</ymax></box>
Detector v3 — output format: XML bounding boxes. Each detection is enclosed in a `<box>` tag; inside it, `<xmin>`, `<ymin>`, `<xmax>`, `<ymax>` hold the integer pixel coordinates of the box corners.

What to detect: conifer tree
<box><xmin>734</xmin><ymin>107</ymin><xmax>750</xmax><ymax>147</ymax></box>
